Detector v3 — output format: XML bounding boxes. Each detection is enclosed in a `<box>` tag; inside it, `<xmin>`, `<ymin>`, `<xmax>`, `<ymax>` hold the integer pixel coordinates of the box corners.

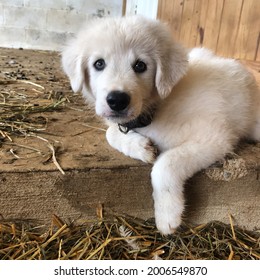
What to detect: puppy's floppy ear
<box><xmin>155</xmin><ymin>28</ymin><xmax>188</xmax><ymax>99</ymax></box>
<box><xmin>62</xmin><ymin>43</ymin><xmax>85</xmax><ymax>93</ymax></box>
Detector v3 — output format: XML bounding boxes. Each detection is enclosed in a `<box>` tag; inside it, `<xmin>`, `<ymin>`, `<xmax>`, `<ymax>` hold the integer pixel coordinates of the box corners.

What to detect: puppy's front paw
<box><xmin>155</xmin><ymin>211</ymin><xmax>182</xmax><ymax>235</ymax></box>
<box><xmin>139</xmin><ymin>138</ymin><xmax>158</xmax><ymax>164</ymax></box>
<box><xmin>106</xmin><ymin>126</ymin><xmax>158</xmax><ymax>163</ymax></box>
<box><xmin>153</xmin><ymin>190</ymin><xmax>184</xmax><ymax>235</ymax></box>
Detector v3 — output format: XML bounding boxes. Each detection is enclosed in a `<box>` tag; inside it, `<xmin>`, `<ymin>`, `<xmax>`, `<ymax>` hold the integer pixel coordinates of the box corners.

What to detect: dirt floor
<box><xmin>0</xmin><ymin>47</ymin><xmax>260</xmax><ymax>231</ymax></box>
<box><xmin>0</xmin><ymin>48</ymin><xmax>140</xmax><ymax>172</ymax></box>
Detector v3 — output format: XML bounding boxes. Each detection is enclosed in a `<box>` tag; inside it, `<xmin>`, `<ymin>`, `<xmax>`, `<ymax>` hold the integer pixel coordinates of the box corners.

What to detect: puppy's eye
<box><xmin>93</xmin><ymin>59</ymin><xmax>106</xmax><ymax>71</ymax></box>
<box><xmin>133</xmin><ymin>60</ymin><xmax>147</xmax><ymax>73</ymax></box>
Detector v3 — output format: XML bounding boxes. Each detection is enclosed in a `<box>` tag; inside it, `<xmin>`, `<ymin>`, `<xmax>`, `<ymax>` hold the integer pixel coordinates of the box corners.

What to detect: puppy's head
<box><xmin>62</xmin><ymin>16</ymin><xmax>188</xmax><ymax>124</ymax></box>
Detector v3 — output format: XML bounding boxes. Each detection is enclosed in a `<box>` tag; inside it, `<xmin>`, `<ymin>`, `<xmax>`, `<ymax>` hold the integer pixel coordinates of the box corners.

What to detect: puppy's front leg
<box><xmin>106</xmin><ymin>125</ymin><xmax>157</xmax><ymax>163</ymax></box>
<box><xmin>151</xmin><ymin>140</ymin><xmax>232</xmax><ymax>235</ymax></box>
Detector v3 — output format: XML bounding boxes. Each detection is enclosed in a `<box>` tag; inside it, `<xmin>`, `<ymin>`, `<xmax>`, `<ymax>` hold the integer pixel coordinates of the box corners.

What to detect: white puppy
<box><xmin>62</xmin><ymin>16</ymin><xmax>260</xmax><ymax>235</ymax></box>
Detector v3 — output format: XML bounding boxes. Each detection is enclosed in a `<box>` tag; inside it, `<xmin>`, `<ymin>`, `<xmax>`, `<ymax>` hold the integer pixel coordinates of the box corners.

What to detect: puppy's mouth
<box><xmin>104</xmin><ymin>110</ymin><xmax>137</xmax><ymax>124</ymax></box>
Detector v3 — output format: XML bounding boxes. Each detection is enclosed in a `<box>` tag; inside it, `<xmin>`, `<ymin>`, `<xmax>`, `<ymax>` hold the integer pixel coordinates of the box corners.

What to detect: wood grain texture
<box><xmin>157</xmin><ymin>0</ymin><xmax>184</xmax><ymax>39</ymax></box>
<box><xmin>202</xmin><ymin>0</ymin><xmax>224</xmax><ymax>52</ymax></box>
<box><xmin>216</xmin><ymin>0</ymin><xmax>243</xmax><ymax>57</ymax></box>
<box><xmin>157</xmin><ymin>0</ymin><xmax>260</xmax><ymax>61</ymax></box>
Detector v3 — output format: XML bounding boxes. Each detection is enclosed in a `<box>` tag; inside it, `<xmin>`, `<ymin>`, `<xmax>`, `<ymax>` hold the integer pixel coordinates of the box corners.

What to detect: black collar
<box><xmin>118</xmin><ymin>106</ymin><xmax>156</xmax><ymax>134</ymax></box>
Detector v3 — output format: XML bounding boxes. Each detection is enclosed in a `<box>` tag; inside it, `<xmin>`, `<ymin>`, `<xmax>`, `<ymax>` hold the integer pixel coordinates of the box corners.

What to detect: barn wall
<box><xmin>1</xmin><ymin>0</ymin><xmax>259</xmax><ymax>56</ymax></box>
<box><xmin>157</xmin><ymin>0</ymin><xmax>260</xmax><ymax>61</ymax></box>
<box><xmin>0</xmin><ymin>0</ymin><xmax>123</xmax><ymax>50</ymax></box>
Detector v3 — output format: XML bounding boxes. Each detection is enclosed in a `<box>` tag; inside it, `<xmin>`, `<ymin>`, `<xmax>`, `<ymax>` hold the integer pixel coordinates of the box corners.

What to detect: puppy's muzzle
<box><xmin>106</xmin><ymin>91</ymin><xmax>131</xmax><ymax>112</ymax></box>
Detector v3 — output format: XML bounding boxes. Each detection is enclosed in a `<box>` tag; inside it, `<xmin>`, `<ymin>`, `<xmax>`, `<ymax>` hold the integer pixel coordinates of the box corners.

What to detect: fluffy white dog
<box><xmin>62</xmin><ymin>16</ymin><xmax>260</xmax><ymax>235</ymax></box>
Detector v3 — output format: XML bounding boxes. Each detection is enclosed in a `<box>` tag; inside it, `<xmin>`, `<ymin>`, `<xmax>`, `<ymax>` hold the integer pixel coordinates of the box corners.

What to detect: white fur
<box><xmin>62</xmin><ymin>16</ymin><xmax>260</xmax><ymax>235</ymax></box>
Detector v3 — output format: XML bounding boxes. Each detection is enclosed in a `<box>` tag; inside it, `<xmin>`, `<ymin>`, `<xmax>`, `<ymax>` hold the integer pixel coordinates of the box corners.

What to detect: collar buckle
<box><xmin>118</xmin><ymin>124</ymin><xmax>130</xmax><ymax>134</ymax></box>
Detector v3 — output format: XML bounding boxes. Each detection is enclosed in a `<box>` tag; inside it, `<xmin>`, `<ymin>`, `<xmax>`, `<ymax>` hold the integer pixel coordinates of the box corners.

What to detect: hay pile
<box><xmin>0</xmin><ymin>215</ymin><xmax>259</xmax><ymax>260</ymax></box>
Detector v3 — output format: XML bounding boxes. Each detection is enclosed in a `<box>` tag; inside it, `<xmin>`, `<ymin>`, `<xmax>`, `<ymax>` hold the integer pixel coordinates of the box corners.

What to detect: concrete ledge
<box><xmin>1</xmin><ymin>156</ymin><xmax>259</xmax><ymax>230</ymax></box>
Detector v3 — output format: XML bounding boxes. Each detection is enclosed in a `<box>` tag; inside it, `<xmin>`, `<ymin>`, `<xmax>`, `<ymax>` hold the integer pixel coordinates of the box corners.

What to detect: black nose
<box><xmin>106</xmin><ymin>91</ymin><xmax>131</xmax><ymax>112</ymax></box>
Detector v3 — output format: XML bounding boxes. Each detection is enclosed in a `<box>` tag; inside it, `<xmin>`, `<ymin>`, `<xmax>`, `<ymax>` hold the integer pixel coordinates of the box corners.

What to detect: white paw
<box><xmin>153</xmin><ymin>190</ymin><xmax>184</xmax><ymax>235</ymax></box>
<box><xmin>106</xmin><ymin>126</ymin><xmax>158</xmax><ymax>164</ymax></box>
<box><xmin>136</xmin><ymin>137</ymin><xmax>158</xmax><ymax>164</ymax></box>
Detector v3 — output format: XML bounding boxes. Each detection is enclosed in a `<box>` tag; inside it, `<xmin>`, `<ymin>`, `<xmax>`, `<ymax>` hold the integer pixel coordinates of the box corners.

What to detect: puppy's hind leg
<box><xmin>151</xmin><ymin>139</ymin><xmax>233</xmax><ymax>235</ymax></box>
<box><xmin>106</xmin><ymin>125</ymin><xmax>158</xmax><ymax>164</ymax></box>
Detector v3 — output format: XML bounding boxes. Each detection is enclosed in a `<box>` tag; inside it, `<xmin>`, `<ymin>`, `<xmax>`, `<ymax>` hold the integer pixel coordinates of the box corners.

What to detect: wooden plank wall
<box><xmin>157</xmin><ymin>0</ymin><xmax>260</xmax><ymax>61</ymax></box>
